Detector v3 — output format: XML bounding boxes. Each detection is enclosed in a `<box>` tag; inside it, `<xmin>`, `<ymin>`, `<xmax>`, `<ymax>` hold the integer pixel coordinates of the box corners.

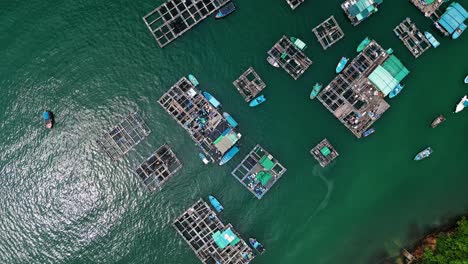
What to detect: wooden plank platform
<box><xmin>232</xmin><ymin>67</ymin><xmax>266</xmax><ymax>102</ymax></box>
<box><xmin>231</xmin><ymin>145</ymin><xmax>287</xmax><ymax>199</ymax></box>
<box><xmin>286</xmin><ymin>0</ymin><xmax>304</xmax><ymax>10</ymax></box>
<box><xmin>134</xmin><ymin>144</ymin><xmax>182</xmax><ymax>191</ymax></box>
<box><xmin>143</xmin><ymin>0</ymin><xmax>230</xmax><ymax>48</ymax></box>
<box><xmin>158</xmin><ymin>77</ymin><xmax>241</xmax><ymax>163</ymax></box>
<box><xmin>173</xmin><ymin>199</ymin><xmax>255</xmax><ymax>264</ymax></box>
<box><xmin>393</xmin><ymin>17</ymin><xmax>431</xmax><ymax>58</ymax></box>
<box><xmin>317</xmin><ymin>40</ymin><xmax>392</xmax><ymax>138</ymax></box>
<box><xmin>312</xmin><ymin>16</ymin><xmax>345</xmax><ymax>50</ymax></box>
<box><xmin>96</xmin><ymin>112</ymin><xmax>151</xmax><ymax>160</ymax></box>
<box><xmin>267</xmin><ymin>35</ymin><xmax>312</xmax><ymax>80</ymax></box>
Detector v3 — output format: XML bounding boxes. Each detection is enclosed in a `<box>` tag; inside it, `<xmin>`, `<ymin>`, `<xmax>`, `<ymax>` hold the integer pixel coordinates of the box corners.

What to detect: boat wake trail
<box><xmin>310</xmin><ymin>165</ymin><xmax>334</xmax><ymax>216</ymax></box>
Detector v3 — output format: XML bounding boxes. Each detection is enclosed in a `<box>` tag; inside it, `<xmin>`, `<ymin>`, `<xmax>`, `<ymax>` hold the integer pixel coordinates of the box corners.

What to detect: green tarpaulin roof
<box><xmin>256</xmin><ymin>171</ymin><xmax>273</xmax><ymax>186</ymax></box>
<box><xmin>368</xmin><ymin>55</ymin><xmax>409</xmax><ymax>96</ymax></box>
<box><xmin>320</xmin><ymin>146</ymin><xmax>331</xmax><ymax>157</ymax></box>
<box><xmin>212</xmin><ymin>228</ymin><xmax>240</xmax><ymax>249</ymax></box>
<box><xmin>259</xmin><ymin>155</ymin><xmax>275</xmax><ymax>170</ymax></box>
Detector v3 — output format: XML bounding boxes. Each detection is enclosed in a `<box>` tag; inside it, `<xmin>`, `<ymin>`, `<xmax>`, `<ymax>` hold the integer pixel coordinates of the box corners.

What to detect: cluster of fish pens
<box><xmin>91</xmin><ymin>0</ymin><xmax>468</xmax><ymax>263</ymax></box>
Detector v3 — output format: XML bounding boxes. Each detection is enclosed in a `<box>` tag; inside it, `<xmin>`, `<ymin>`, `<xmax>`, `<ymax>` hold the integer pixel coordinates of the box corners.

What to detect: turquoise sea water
<box><xmin>1</xmin><ymin>0</ymin><xmax>468</xmax><ymax>263</ymax></box>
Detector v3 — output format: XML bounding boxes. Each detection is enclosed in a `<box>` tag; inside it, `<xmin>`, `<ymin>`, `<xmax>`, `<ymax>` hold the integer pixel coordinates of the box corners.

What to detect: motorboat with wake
<box><xmin>414</xmin><ymin>147</ymin><xmax>433</xmax><ymax>161</ymax></box>
<box><xmin>455</xmin><ymin>95</ymin><xmax>468</xmax><ymax>113</ymax></box>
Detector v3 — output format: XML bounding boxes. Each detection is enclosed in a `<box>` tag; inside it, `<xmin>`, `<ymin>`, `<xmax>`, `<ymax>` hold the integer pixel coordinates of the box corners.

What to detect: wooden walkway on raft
<box><xmin>231</xmin><ymin>144</ymin><xmax>287</xmax><ymax>199</ymax></box>
<box><xmin>310</xmin><ymin>139</ymin><xmax>339</xmax><ymax>168</ymax></box>
<box><xmin>410</xmin><ymin>0</ymin><xmax>444</xmax><ymax>19</ymax></box>
<box><xmin>317</xmin><ymin>40</ymin><xmax>391</xmax><ymax>138</ymax></box>
<box><xmin>143</xmin><ymin>0</ymin><xmax>231</xmax><ymax>48</ymax></box>
<box><xmin>232</xmin><ymin>67</ymin><xmax>266</xmax><ymax>102</ymax></box>
<box><xmin>96</xmin><ymin>112</ymin><xmax>151</xmax><ymax>160</ymax></box>
<box><xmin>134</xmin><ymin>144</ymin><xmax>182</xmax><ymax>191</ymax></box>
<box><xmin>312</xmin><ymin>16</ymin><xmax>345</xmax><ymax>50</ymax></box>
<box><xmin>158</xmin><ymin>77</ymin><xmax>241</xmax><ymax>163</ymax></box>
<box><xmin>267</xmin><ymin>35</ymin><xmax>312</xmax><ymax>80</ymax></box>
<box><xmin>393</xmin><ymin>18</ymin><xmax>431</xmax><ymax>59</ymax></box>
<box><xmin>286</xmin><ymin>0</ymin><xmax>304</xmax><ymax>10</ymax></box>
<box><xmin>173</xmin><ymin>199</ymin><xmax>255</xmax><ymax>264</ymax></box>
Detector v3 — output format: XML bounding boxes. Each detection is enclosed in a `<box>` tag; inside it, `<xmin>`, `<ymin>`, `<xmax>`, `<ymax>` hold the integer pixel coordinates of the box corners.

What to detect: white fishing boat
<box><xmin>455</xmin><ymin>95</ymin><xmax>468</xmax><ymax>113</ymax></box>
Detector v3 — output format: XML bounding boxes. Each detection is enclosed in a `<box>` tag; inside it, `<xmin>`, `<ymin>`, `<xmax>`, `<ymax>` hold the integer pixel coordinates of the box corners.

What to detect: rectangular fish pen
<box><xmin>317</xmin><ymin>40</ymin><xmax>392</xmax><ymax>138</ymax></box>
<box><xmin>97</xmin><ymin>112</ymin><xmax>151</xmax><ymax>160</ymax></box>
<box><xmin>286</xmin><ymin>0</ymin><xmax>304</xmax><ymax>10</ymax></box>
<box><xmin>312</xmin><ymin>16</ymin><xmax>345</xmax><ymax>50</ymax></box>
<box><xmin>393</xmin><ymin>18</ymin><xmax>431</xmax><ymax>58</ymax></box>
<box><xmin>158</xmin><ymin>77</ymin><xmax>241</xmax><ymax>164</ymax></box>
<box><xmin>134</xmin><ymin>144</ymin><xmax>182</xmax><ymax>191</ymax></box>
<box><xmin>143</xmin><ymin>0</ymin><xmax>231</xmax><ymax>48</ymax></box>
<box><xmin>231</xmin><ymin>145</ymin><xmax>287</xmax><ymax>199</ymax></box>
<box><xmin>310</xmin><ymin>139</ymin><xmax>339</xmax><ymax>167</ymax></box>
<box><xmin>267</xmin><ymin>35</ymin><xmax>312</xmax><ymax>80</ymax></box>
<box><xmin>173</xmin><ymin>199</ymin><xmax>255</xmax><ymax>264</ymax></box>
<box><xmin>232</xmin><ymin>67</ymin><xmax>266</xmax><ymax>102</ymax></box>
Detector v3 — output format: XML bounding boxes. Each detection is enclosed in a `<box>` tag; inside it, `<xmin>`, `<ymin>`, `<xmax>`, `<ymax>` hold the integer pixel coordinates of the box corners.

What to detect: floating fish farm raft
<box><xmin>311</xmin><ymin>139</ymin><xmax>339</xmax><ymax>168</ymax></box>
<box><xmin>231</xmin><ymin>145</ymin><xmax>287</xmax><ymax>199</ymax></box>
<box><xmin>317</xmin><ymin>40</ymin><xmax>410</xmax><ymax>138</ymax></box>
<box><xmin>393</xmin><ymin>18</ymin><xmax>431</xmax><ymax>58</ymax></box>
<box><xmin>232</xmin><ymin>67</ymin><xmax>266</xmax><ymax>102</ymax></box>
<box><xmin>97</xmin><ymin>112</ymin><xmax>151</xmax><ymax>160</ymax></box>
<box><xmin>143</xmin><ymin>0</ymin><xmax>230</xmax><ymax>48</ymax></box>
<box><xmin>173</xmin><ymin>199</ymin><xmax>255</xmax><ymax>264</ymax></box>
<box><xmin>267</xmin><ymin>36</ymin><xmax>312</xmax><ymax>80</ymax></box>
<box><xmin>134</xmin><ymin>144</ymin><xmax>182</xmax><ymax>191</ymax></box>
<box><xmin>286</xmin><ymin>0</ymin><xmax>304</xmax><ymax>10</ymax></box>
<box><xmin>341</xmin><ymin>0</ymin><xmax>383</xmax><ymax>26</ymax></box>
<box><xmin>410</xmin><ymin>0</ymin><xmax>445</xmax><ymax>18</ymax></box>
<box><xmin>312</xmin><ymin>16</ymin><xmax>345</xmax><ymax>50</ymax></box>
<box><xmin>158</xmin><ymin>77</ymin><xmax>241</xmax><ymax>164</ymax></box>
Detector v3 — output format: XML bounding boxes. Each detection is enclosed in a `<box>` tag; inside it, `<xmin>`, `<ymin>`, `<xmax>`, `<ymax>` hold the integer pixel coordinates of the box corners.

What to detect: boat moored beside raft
<box><xmin>249</xmin><ymin>238</ymin><xmax>265</xmax><ymax>254</ymax></box>
<box><xmin>188</xmin><ymin>74</ymin><xmax>199</xmax><ymax>86</ymax></box>
<box><xmin>215</xmin><ymin>2</ymin><xmax>236</xmax><ymax>19</ymax></box>
<box><xmin>424</xmin><ymin>32</ymin><xmax>440</xmax><ymax>48</ymax></box>
<box><xmin>203</xmin><ymin>91</ymin><xmax>222</xmax><ymax>108</ymax></box>
<box><xmin>223</xmin><ymin>112</ymin><xmax>238</xmax><ymax>128</ymax></box>
<box><xmin>267</xmin><ymin>56</ymin><xmax>279</xmax><ymax>68</ymax></box>
<box><xmin>310</xmin><ymin>83</ymin><xmax>323</xmax><ymax>99</ymax></box>
<box><xmin>357</xmin><ymin>37</ymin><xmax>371</xmax><ymax>52</ymax></box>
<box><xmin>249</xmin><ymin>95</ymin><xmax>266</xmax><ymax>107</ymax></box>
<box><xmin>208</xmin><ymin>195</ymin><xmax>224</xmax><ymax>212</ymax></box>
<box><xmin>389</xmin><ymin>84</ymin><xmax>404</xmax><ymax>98</ymax></box>
<box><xmin>219</xmin><ymin>146</ymin><xmax>240</xmax><ymax>165</ymax></box>
<box><xmin>290</xmin><ymin>37</ymin><xmax>307</xmax><ymax>50</ymax></box>
<box><xmin>336</xmin><ymin>57</ymin><xmax>349</xmax><ymax>73</ymax></box>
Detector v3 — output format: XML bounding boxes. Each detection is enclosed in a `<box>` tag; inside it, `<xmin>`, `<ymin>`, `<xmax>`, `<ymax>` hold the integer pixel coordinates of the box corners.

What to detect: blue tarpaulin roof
<box><xmin>437</xmin><ymin>2</ymin><xmax>467</xmax><ymax>34</ymax></box>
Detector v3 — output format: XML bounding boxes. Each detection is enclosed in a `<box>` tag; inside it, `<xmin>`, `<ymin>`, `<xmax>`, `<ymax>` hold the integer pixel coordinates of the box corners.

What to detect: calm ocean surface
<box><xmin>1</xmin><ymin>0</ymin><xmax>467</xmax><ymax>263</ymax></box>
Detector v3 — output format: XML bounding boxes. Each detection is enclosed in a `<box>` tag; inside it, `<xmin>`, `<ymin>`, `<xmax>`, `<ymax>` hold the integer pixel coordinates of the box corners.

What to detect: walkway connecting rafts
<box><xmin>97</xmin><ymin>112</ymin><xmax>151</xmax><ymax>161</ymax></box>
<box><xmin>134</xmin><ymin>144</ymin><xmax>182</xmax><ymax>191</ymax></box>
<box><xmin>173</xmin><ymin>199</ymin><xmax>255</xmax><ymax>264</ymax></box>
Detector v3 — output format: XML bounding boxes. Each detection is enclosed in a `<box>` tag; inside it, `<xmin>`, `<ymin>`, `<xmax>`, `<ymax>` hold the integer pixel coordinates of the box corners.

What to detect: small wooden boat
<box><xmin>208</xmin><ymin>195</ymin><xmax>224</xmax><ymax>212</ymax></box>
<box><xmin>249</xmin><ymin>238</ymin><xmax>265</xmax><ymax>254</ymax></box>
<box><xmin>215</xmin><ymin>2</ymin><xmax>236</xmax><ymax>19</ymax></box>
<box><xmin>336</xmin><ymin>57</ymin><xmax>349</xmax><ymax>73</ymax></box>
<box><xmin>389</xmin><ymin>84</ymin><xmax>404</xmax><ymax>99</ymax></box>
<box><xmin>249</xmin><ymin>95</ymin><xmax>266</xmax><ymax>107</ymax></box>
<box><xmin>203</xmin><ymin>91</ymin><xmax>221</xmax><ymax>108</ymax></box>
<box><xmin>219</xmin><ymin>146</ymin><xmax>240</xmax><ymax>165</ymax></box>
<box><xmin>455</xmin><ymin>95</ymin><xmax>468</xmax><ymax>113</ymax></box>
<box><xmin>199</xmin><ymin>153</ymin><xmax>210</xmax><ymax>164</ymax></box>
<box><xmin>362</xmin><ymin>128</ymin><xmax>375</xmax><ymax>137</ymax></box>
<box><xmin>356</xmin><ymin>37</ymin><xmax>371</xmax><ymax>52</ymax></box>
<box><xmin>267</xmin><ymin>56</ymin><xmax>279</xmax><ymax>68</ymax></box>
<box><xmin>223</xmin><ymin>112</ymin><xmax>238</xmax><ymax>128</ymax></box>
<box><xmin>43</xmin><ymin>111</ymin><xmax>53</xmax><ymax>129</ymax></box>
<box><xmin>188</xmin><ymin>74</ymin><xmax>199</xmax><ymax>86</ymax></box>
<box><xmin>430</xmin><ymin>115</ymin><xmax>446</xmax><ymax>128</ymax></box>
<box><xmin>414</xmin><ymin>147</ymin><xmax>433</xmax><ymax>161</ymax></box>
<box><xmin>310</xmin><ymin>83</ymin><xmax>322</xmax><ymax>100</ymax></box>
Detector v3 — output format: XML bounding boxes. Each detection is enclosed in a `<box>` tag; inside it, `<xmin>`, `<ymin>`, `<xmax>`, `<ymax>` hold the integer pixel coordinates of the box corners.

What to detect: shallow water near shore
<box><xmin>1</xmin><ymin>0</ymin><xmax>468</xmax><ymax>263</ymax></box>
